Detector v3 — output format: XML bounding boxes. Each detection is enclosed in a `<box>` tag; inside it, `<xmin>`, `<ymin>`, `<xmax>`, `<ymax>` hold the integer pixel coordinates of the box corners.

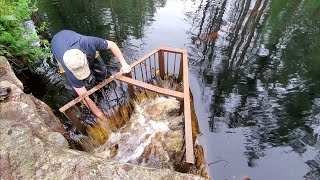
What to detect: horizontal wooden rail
<box><xmin>59</xmin><ymin>72</ymin><xmax>123</xmax><ymax>113</ymax></box>
<box><xmin>157</xmin><ymin>46</ymin><xmax>186</xmax><ymax>54</ymax></box>
<box><xmin>115</xmin><ymin>75</ymin><xmax>184</xmax><ymax>99</ymax></box>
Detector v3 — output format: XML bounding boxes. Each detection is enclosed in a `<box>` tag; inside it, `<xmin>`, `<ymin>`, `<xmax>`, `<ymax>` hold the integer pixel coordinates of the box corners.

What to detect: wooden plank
<box><xmin>59</xmin><ymin>73</ymin><xmax>122</xmax><ymax>113</ymax></box>
<box><xmin>125</xmin><ymin>72</ymin><xmax>135</xmax><ymax>99</ymax></box>
<box><xmin>158</xmin><ymin>50</ymin><xmax>165</xmax><ymax>79</ymax></box>
<box><xmin>179</xmin><ymin>100</ymin><xmax>184</xmax><ymax>115</ymax></box>
<box><xmin>182</xmin><ymin>50</ymin><xmax>195</xmax><ymax>164</ymax></box>
<box><xmin>178</xmin><ymin>54</ymin><xmax>183</xmax><ymax>82</ymax></box>
<box><xmin>157</xmin><ymin>46</ymin><xmax>185</xmax><ymax>54</ymax></box>
<box><xmin>64</xmin><ymin>108</ymin><xmax>86</xmax><ymax>135</ymax></box>
<box><xmin>115</xmin><ymin>75</ymin><xmax>184</xmax><ymax>99</ymax></box>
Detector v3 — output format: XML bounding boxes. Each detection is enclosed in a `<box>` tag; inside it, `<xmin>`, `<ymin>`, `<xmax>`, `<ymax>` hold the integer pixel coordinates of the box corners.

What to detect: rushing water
<box><xmin>96</xmin><ymin>97</ymin><xmax>178</xmax><ymax>163</ymax></box>
<box><xmin>34</xmin><ymin>0</ymin><xmax>320</xmax><ymax>179</ymax></box>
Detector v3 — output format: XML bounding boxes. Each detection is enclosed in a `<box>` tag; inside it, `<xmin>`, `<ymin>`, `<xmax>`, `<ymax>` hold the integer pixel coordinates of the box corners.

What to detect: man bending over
<box><xmin>51</xmin><ymin>30</ymin><xmax>131</xmax><ymax>121</ymax></box>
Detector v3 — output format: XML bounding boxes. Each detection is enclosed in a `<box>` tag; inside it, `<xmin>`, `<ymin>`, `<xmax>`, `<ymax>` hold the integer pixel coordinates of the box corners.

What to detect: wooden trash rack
<box><xmin>59</xmin><ymin>46</ymin><xmax>194</xmax><ymax>164</ymax></box>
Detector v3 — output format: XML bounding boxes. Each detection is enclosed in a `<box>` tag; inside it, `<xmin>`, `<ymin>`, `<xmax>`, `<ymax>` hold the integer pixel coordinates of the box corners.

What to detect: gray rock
<box><xmin>0</xmin><ymin>56</ymin><xmax>23</xmax><ymax>89</ymax></box>
<box><xmin>47</xmin><ymin>132</ymin><xmax>69</xmax><ymax>148</ymax></box>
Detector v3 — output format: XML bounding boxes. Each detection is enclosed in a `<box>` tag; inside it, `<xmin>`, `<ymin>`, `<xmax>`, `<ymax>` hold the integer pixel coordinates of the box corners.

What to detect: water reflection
<box><xmin>36</xmin><ymin>0</ymin><xmax>166</xmax><ymax>41</ymax></box>
<box><xmin>189</xmin><ymin>0</ymin><xmax>320</xmax><ymax>179</ymax></box>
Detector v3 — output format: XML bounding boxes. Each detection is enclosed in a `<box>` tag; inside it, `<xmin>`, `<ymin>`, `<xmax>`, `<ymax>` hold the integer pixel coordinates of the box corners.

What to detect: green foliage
<box><xmin>0</xmin><ymin>0</ymin><xmax>50</xmax><ymax>64</ymax></box>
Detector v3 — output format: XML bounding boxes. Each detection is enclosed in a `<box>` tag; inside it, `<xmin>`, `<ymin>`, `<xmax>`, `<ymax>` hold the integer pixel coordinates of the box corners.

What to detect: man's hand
<box><xmin>74</xmin><ymin>86</ymin><xmax>106</xmax><ymax>118</ymax></box>
<box><xmin>106</xmin><ymin>41</ymin><xmax>132</xmax><ymax>74</ymax></box>
<box><xmin>120</xmin><ymin>63</ymin><xmax>131</xmax><ymax>74</ymax></box>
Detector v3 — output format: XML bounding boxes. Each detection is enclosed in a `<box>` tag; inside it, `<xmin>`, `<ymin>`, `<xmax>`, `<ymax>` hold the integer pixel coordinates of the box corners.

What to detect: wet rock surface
<box><xmin>0</xmin><ymin>56</ymin><xmax>205</xmax><ymax>179</ymax></box>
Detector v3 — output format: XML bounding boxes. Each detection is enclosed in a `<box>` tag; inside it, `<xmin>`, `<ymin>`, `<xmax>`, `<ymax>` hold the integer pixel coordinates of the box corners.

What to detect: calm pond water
<box><xmin>35</xmin><ymin>0</ymin><xmax>320</xmax><ymax>179</ymax></box>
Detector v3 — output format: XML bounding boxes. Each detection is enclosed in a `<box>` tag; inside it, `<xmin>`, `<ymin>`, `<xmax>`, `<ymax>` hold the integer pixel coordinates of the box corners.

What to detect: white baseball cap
<box><xmin>63</xmin><ymin>49</ymin><xmax>90</xmax><ymax>80</ymax></box>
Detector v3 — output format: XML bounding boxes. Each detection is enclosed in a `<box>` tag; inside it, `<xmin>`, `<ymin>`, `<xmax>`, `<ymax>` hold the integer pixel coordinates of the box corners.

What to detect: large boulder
<box><xmin>0</xmin><ymin>56</ymin><xmax>205</xmax><ymax>179</ymax></box>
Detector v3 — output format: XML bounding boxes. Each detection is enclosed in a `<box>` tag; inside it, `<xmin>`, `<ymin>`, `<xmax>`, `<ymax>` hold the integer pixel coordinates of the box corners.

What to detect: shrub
<box><xmin>0</xmin><ymin>0</ymin><xmax>50</xmax><ymax>67</ymax></box>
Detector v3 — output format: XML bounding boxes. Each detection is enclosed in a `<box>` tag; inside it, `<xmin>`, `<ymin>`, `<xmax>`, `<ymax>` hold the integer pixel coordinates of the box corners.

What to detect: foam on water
<box><xmin>96</xmin><ymin>97</ymin><xmax>179</xmax><ymax>162</ymax></box>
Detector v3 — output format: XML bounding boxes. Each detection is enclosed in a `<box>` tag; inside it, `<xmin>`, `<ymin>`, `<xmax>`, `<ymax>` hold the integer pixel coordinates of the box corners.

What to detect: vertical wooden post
<box><xmin>158</xmin><ymin>50</ymin><xmax>165</xmax><ymax>79</ymax></box>
<box><xmin>178</xmin><ymin>54</ymin><xmax>184</xmax><ymax>114</ymax></box>
<box><xmin>179</xmin><ymin>53</ymin><xmax>184</xmax><ymax>114</ymax></box>
<box><xmin>179</xmin><ymin>100</ymin><xmax>184</xmax><ymax>115</ymax></box>
<box><xmin>64</xmin><ymin>107</ymin><xmax>87</xmax><ymax>135</ymax></box>
<box><xmin>182</xmin><ymin>50</ymin><xmax>194</xmax><ymax>164</ymax></box>
<box><xmin>178</xmin><ymin>54</ymin><xmax>183</xmax><ymax>82</ymax></box>
<box><xmin>125</xmin><ymin>72</ymin><xmax>135</xmax><ymax>99</ymax></box>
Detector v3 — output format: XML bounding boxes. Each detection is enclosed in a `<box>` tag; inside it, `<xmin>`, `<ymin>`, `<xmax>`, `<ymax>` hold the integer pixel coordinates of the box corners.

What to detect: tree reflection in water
<box><xmin>188</xmin><ymin>0</ymin><xmax>320</xmax><ymax>178</ymax></box>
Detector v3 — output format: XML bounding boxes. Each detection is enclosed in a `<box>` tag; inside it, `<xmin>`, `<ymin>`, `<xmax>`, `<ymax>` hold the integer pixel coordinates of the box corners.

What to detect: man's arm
<box><xmin>106</xmin><ymin>40</ymin><xmax>131</xmax><ymax>73</ymax></box>
<box><xmin>73</xmin><ymin>86</ymin><xmax>107</xmax><ymax>120</ymax></box>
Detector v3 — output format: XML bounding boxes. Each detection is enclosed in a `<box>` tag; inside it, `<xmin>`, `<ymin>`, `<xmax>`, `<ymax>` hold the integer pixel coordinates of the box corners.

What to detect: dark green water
<box><xmin>34</xmin><ymin>0</ymin><xmax>320</xmax><ymax>179</ymax></box>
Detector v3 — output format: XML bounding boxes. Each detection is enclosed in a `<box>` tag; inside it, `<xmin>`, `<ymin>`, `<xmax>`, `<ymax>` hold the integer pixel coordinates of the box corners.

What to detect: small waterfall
<box><xmin>95</xmin><ymin>97</ymin><xmax>180</xmax><ymax>164</ymax></box>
